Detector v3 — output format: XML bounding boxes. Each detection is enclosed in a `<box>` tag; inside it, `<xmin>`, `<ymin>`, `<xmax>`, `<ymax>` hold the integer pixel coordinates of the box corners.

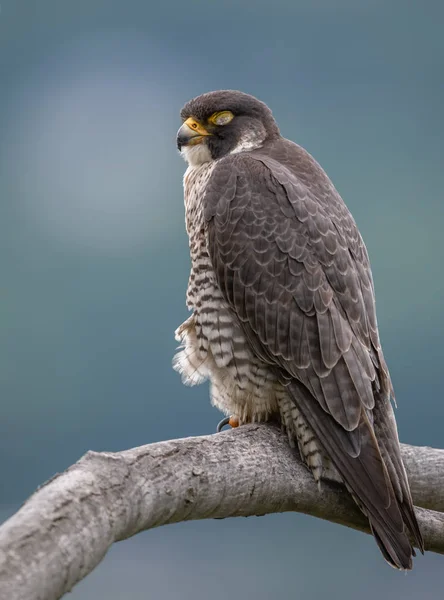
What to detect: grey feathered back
<box><xmin>203</xmin><ymin>136</ymin><xmax>423</xmax><ymax>568</ymax></box>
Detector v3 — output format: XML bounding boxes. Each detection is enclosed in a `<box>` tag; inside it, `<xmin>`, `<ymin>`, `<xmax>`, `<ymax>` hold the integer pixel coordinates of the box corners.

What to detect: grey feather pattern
<box><xmin>204</xmin><ymin>139</ymin><xmax>423</xmax><ymax>568</ymax></box>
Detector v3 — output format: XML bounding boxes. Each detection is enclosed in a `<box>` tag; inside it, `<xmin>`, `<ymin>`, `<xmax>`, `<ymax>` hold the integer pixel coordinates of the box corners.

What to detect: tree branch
<box><xmin>1</xmin><ymin>424</ymin><xmax>443</xmax><ymax>600</ymax></box>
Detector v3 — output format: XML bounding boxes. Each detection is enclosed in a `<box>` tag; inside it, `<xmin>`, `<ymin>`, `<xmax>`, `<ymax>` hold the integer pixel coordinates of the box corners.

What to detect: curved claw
<box><xmin>216</xmin><ymin>416</ymin><xmax>231</xmax><ymax>433</ymax></box>
<box><xmin>216</xmin><ymin>415</ymin><xmax>240</xmax><ymax>432</ymax></box>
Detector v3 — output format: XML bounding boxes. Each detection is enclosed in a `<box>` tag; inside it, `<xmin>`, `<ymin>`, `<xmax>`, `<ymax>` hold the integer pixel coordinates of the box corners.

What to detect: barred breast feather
<box><xmin>174</xmin><ymin>137</ymin><xmax>423</xmax><ymax>570</ymax></box>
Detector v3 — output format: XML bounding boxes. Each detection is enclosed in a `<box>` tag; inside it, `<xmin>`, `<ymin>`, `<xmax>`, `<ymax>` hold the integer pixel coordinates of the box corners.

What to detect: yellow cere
<box><xmin>184</xmin><ymin>117</ymin><xmax>211</xmax><ymax>136</ymax></box>
<box><xmin>209</xmin><ymin>111</ymin><xmax>234</xmax><ymax>126</ymax></box>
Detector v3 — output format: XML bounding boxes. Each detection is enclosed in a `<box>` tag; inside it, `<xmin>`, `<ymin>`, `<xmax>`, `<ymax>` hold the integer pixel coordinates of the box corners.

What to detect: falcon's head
<box><xmin>177</xmin><ymin>90</ymin><xmax>280</xmax><ymax>166</ymax></box>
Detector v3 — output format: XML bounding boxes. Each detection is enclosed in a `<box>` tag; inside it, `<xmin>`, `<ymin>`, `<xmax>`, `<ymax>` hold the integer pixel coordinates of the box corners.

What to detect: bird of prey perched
<box><xmin>173</xmin><ymin>90</ymin><xmax>424</xmax><ymax>569</ymax></box>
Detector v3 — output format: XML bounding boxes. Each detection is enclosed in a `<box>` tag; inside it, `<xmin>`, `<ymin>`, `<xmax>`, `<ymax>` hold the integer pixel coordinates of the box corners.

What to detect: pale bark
<box><xmin>0</xmin><ymin>424</ymin><xmax>443</xmax><ymax>600</ymax></box>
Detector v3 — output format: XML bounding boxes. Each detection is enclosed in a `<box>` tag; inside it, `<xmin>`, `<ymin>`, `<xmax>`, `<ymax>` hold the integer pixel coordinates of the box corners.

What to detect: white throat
<box><xmin>180</xmin><ymin>144</ymin><xmax>213</xmax><ymax>167</ymax></box>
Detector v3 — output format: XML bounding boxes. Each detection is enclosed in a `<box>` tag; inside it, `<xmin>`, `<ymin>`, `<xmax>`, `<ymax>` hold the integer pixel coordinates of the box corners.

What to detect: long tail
<box><xmin>287</xmin><ymin>381</ymin><xmax>424</xmax><ymax>569</ymax></box>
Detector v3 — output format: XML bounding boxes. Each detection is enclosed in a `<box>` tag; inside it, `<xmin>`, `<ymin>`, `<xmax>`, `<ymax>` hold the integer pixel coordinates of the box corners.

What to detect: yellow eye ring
<box><xmin>209</xmin><ymin>111</ymin><xmax>234</xmax><ymax>126</ymax></box>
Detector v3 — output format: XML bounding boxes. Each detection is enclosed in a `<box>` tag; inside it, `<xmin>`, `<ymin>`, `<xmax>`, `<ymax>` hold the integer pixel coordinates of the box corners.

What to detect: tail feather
<box><xmin>288</xmin><ymin>381</ymin><xmax>422</xmax><ymax>569</ymax></box>
<box><xmin>370</xmin><ymin>521</ymin><xmax>413</xmax><ymax>570</ymax></box>
<box><xmin>373</xmin><ymin>390</ymin><xmax>425</xmax><ymax>554</ymax></box>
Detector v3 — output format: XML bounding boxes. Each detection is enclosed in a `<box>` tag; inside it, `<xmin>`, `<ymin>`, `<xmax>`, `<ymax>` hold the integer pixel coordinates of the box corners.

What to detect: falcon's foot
<box><xmin>216</xmin><ymin>415</ymin><xmax>240</xmax><ymax>432</ymax></box>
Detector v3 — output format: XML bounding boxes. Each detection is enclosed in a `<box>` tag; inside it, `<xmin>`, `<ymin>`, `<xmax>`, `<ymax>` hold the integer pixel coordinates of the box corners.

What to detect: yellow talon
<box><xmin>216</xmin><ymin>415</ymin><xmax>240</xmax><ymax>432</ymax></box>
<box><xmin>228</xmin><ymin>416</ymin><xmax>240</xmax><ymax>428</ymax></box>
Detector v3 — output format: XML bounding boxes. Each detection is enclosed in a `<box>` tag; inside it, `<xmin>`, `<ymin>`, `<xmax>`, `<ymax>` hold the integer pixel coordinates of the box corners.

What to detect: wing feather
<box><xmin>204</xmin><ymin>144</ymin><xmax>423</xmax><ymax>567</ymax></box>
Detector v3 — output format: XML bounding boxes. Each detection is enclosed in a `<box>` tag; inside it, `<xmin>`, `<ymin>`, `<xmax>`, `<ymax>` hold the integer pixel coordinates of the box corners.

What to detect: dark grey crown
<box><xmin>180</xmin><ymin>90</ymin><xmax>280</xmax><ymax>159</ymax></box>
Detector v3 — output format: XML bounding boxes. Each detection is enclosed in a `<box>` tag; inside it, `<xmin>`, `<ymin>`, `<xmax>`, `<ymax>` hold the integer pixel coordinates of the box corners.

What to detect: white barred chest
<box><xmin>172</xmin><ymin>162</ymin><xmax>283</xmax><ymax>423</ymax></box>
<box><xmin>172</xmin><ymin>161</ymin><xmax>339</xmax><ymax>484</ymax></box>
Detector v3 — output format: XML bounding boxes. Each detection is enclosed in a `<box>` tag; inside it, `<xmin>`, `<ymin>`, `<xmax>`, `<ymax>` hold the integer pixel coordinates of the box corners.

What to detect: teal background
<box><xmin>1</xmin><ymin>1</ymin><xmax>443</xmax><ymax>597</ymax></box>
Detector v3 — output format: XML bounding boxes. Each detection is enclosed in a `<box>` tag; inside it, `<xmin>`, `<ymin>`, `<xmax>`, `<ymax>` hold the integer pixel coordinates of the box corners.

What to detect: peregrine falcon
<box><xmin>173</xmin><ymin>90</ymin><xmax>424</xmax><ymax>569</ymax></box>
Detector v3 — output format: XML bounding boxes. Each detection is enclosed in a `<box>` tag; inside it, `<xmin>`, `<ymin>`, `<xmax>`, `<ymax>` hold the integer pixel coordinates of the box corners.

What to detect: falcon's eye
<box><xmin>209</xmin><ymin>111</ymin><xmax>234</xmax><ymax>126</ymax></box>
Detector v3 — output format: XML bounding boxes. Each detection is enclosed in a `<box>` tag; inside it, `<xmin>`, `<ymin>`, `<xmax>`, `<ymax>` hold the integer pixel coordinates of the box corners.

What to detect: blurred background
<box><xmin>1</xmin><ymin>0</ymin><xmax>443</xmax><ymax>598</ymax></box>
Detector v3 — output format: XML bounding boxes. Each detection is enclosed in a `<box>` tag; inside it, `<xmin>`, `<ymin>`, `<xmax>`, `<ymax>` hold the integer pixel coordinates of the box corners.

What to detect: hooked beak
<box><xmin>177</xmin><ymin>117</ymin><xmax>211</xmax><ymax>150</ymax></box>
